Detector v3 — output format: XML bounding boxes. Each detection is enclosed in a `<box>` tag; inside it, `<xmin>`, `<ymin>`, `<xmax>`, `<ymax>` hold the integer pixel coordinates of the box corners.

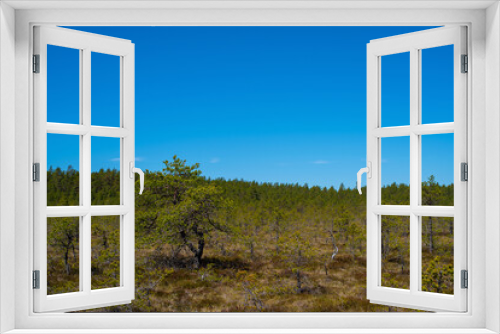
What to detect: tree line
<box><xmin>46</xmin><ymin>157</ymin><xmax>455</xmax><ymax>312</ymax></box>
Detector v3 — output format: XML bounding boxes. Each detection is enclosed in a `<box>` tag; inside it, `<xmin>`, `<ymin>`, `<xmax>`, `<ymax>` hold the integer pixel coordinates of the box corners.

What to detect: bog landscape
<box><xmin>46</xmin><ymin>156</ymin><xmax>454</xmax><ymax>312</ymax></box>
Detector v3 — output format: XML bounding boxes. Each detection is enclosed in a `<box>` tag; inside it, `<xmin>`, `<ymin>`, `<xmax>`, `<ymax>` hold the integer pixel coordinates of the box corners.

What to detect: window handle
<box><xmin>129</xmin><ymin>162</ymin><xmax>145</xmax><ymax>195</ymax></box>
<box><xmin>357</xmin><ymin>162</ymin><xmax>371</xmax><ymax>195</ymax></box>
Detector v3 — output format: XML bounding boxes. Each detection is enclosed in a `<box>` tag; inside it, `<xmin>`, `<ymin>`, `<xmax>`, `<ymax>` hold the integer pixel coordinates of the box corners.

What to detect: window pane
<box><xmin>91</xmin><ymin>215</ymin><xmax>120</xmax><ymax>290</ymax></box>
<box><xmin>421</xmin><ymin>217</ymin><xmax>454</xmax><ymax>295</ymax></box>
<box><xmin>381</xmin><ymin>52</ymin><xmax>410</xmax><ymax>127</ymax></box>
<box><xmin>47</xmin><ymin>217</ymin><xmax>80</xmax><ymax>295</ymax></box>
<box><xmin>421</xmin><ymin>45</ymin><xmax>454</xmax><ymax>124</ymax></box>
<box><xmin>422</xmin><ymin>133</ymin><xmax>454</xmax><ymax>206</ymax></box>
<box><xmin>92</xmin><ymin>52</ymin><xmax>120</xmax><ymax>127</ymax></box>
<box><xmin>381</xmin><ymin>137</ymin><xmax>410</xmax><ymax>205</ymax></box>
<box><xmin>47</xmin><ymin>45</ymin><xmax>80</xmax><ymax>124</ymax></box>
<box><xmin>47</xmin><ymin>133</ymin><xmax>80</xmax><ymax>206</ymax></box>
<box><xmin>381</xmin><ymin>215</ymin><xmax>410</xmax><ymax>290</ymax></box>
<box><xmin>91</xmin><ymin>137</ymin><xmax>120</xmax><ymax>205</ymax></box>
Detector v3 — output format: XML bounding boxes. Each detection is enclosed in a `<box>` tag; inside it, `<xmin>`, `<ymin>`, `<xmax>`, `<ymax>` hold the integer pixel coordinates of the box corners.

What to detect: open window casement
<box><xmin>363</xmin><ymin>26</ymin><xmax>467</xmax><ymax>312</ymax></box>
<box><xmin>33</xmin><ymin>26</ymin><xmax>141</xmax><ymax>312</ymax></box>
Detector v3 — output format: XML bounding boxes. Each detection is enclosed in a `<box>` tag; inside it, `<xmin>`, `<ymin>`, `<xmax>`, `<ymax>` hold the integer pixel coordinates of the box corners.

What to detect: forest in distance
<box><xmin>46</xmin><ymin>156</ymin><xmax>454</xmax><ymax>312</ymax></box>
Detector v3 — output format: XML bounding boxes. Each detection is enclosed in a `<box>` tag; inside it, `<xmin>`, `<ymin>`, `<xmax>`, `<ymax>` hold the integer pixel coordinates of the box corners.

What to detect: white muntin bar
<box><xmin>409</xmin><ymin>46</ymin><xmax>419</xmax><ymax>295</ymax></box>
<box><xmin>46</xmin><ymin>122</ymin><xmax>130</xmax><ymax>138</ymax></box>
<box><xmin>372</xmin><ymin>123</ymin><xmax>454</xmax><ymax>138</ymax></box>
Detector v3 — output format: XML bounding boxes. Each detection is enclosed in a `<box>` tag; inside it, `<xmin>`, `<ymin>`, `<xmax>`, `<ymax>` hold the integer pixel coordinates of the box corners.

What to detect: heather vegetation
<box><xmin>46</xmin><ymin>157</ymin><xmax>454</xmax><ymax>312</ymax></box>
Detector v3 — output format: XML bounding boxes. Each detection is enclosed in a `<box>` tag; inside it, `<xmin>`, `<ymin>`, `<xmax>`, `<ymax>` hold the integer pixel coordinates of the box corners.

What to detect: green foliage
<box><xmin>381</xmin><ymin>216</ymin><xmax>410</xmax><ymax>289</ymax></box>
<box><xmin>423</xmin><ymin>175</ymin><xmax>453</xmax><ymax>206</ymax></box>
<box><xmin>136</xmin><ymin>156</ymin><xmax>234</xmax><ymax>268</ymax></box>
<box><xmin>91</xmin><ymin>216</ymin><xmax>120</xmax><ymax>289</ymax></box>
<box><xmin>381</xmin><ymin>183</ymin><xmax>410</xmax><ymax>205</ymax></box>
<box><xmin>47</xmin><ymin>217</ymin><xmax>79</xmax><ymax>295</ymax></box>
<box><xmin>91</xmin><ymin>169</ymin><xmax>120</xmax><ymax>205</ymax></box>
<box><xmin>422</xmin><ymin>257</ymin><xmax>454</xmax><ymax>294</ymax></box>
<box><xmin>47</xmin><ymin>166</ymin><xmax>79</xmax><ymax>206</ymax></box>
<box><xmin>46</xmin><ymin>158</ymin><xmax>454</xmax><ymax>312</ymax></box>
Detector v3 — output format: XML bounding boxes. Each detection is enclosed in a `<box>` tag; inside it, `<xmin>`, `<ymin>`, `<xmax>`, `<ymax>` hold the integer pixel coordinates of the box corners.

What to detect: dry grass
<box><xmin>78</xmin><ymin>233</ymin><xmax>427</xmax><ymax>313</ymax></box>
<box><xmin>48</xmin><ymin>213</ymin><xmax>452</xmax><ymax>313</ymax></box>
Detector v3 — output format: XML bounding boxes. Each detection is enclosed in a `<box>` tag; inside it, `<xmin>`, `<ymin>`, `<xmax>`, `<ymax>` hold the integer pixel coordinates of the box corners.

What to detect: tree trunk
<box><xmin>64</xmin><ymin>247</ymin><xmax>70</xmax><ymax>275</ymax></box>
<box><xmin>181</xmin><ymin>228</ymin><xmax>205</xmax><ymax>269</ymax></box>
<box><xmin>428</xmin><ymin>217</ymin><xmax>434</xmax><ymax>254</ymax></box>
<box><xmin>195</xmin><ymin>234</ymin><xmax>205</xmax><ymax>269</ymax></box>
<box><xmin>102</xmin><ymin>230</ymin><xmax>108</xmax><ymax>249</ymax></box>
<box><xmin>275</xmin><ymin>220</ymin><xmax>280</xmax><ymax>253</ymax></box>
<box><xmin>381</xmin><ymin>227</ymin><xmax>389</xmax><ymax>260</ymax></box>
<box><xmin>296</xmin><ymin>269</ymin><xmax>302</xmax><ymax>293</ymax></box>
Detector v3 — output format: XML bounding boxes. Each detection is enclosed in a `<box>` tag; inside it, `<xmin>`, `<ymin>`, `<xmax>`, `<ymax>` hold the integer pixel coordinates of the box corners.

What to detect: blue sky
<box><xmin>47</xmin><ymin>26</ymin><xmax>454</xmax><ymax>188</ymax></box>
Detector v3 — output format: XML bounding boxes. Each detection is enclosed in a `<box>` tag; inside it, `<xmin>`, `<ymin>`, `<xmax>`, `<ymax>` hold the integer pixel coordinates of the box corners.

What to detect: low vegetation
<box><xmin>46</xmin><ymin>157</ymin><xmax>454</xmax><ymax>312</ymax></box>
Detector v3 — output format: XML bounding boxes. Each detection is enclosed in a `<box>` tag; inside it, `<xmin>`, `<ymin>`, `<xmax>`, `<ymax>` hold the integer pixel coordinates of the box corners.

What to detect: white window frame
<box><xmin>366</xmin><ymin>26</ymin><xmax>468</xmax><ymax>312</ymax></box>
<box><xmin>0</xmin><ymin>1</ymin><xmax>499</xmax><ymax>333</ymax></box>
<box><xmin>33</xmin><ymin>26</ymin><xmax>136</xmax><ymax>313</ymax></box>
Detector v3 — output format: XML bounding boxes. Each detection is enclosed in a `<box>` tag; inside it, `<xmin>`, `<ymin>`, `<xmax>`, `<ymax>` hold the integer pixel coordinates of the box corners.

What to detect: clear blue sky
<box><xmin>47</xmin><ymin>26</ymin><xmax>454</xmax><ymax>188</ymax></box>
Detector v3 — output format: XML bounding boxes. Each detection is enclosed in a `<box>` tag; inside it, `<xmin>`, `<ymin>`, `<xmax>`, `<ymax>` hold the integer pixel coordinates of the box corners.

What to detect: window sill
<box><xmin>4</xmin><ymin>330</ymin><xmax>498</xmax><ymax>334</ymax></box>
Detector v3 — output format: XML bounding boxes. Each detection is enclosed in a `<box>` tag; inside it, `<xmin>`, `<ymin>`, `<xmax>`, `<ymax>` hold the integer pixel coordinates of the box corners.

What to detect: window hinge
<box><xmin>33</xmin><ymin>163</ymin><xmax>40</xmax><ymax>182</ymax></box>
<box><xmin>461</xmin><ymin>270</ymin><xmax>468</xmax><ymax>289</ymax></box>
<box><xmin>461</xmin><ymin>54</ymin><xmax>468</xmax><ymax>73</ymax></box>
<box><xmin>33</xmin><ymin>270</ymin><xmax>40</xmax><ymax>289</ymax></box>
<box><xmin>33</xmin><ymin>54</ymin><xmax>40</xmax><ymax>73</ymax></box>
<box><xmin>461</xmin><ymin>162</ymin><xmax>468</xmax><ymax>181</ymax></box>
